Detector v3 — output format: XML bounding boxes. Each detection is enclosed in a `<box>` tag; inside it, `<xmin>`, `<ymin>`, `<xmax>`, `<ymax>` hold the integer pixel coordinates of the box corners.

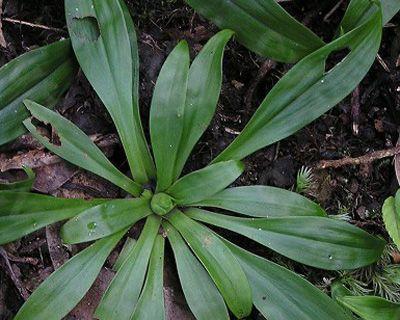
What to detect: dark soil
<box><xmin>0</xmin><ymin>0</ymin><xmax>399</xmax><ymax>319</ymax></box>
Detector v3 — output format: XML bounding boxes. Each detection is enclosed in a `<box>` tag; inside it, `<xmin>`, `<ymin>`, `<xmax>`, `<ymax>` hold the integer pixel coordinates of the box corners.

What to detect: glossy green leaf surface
<box><xmin>65</xmin><ymin>0</ymin><xmax>155</xmax><ymax>184</ymax></box>
<box><xmin>214</xmin><ymin>4</ymin><xmax>382</xmax><ymax>162</ymax></box>
<box><xmin>163</xmin><ymin>221</ymin><xmax>229</xmax><ymax>320</ymax></box>
<box><xmin>340</xmin><ymin>0</ymin><xmax>399</xmax><ymax>32</ymax></box>
<box><xmin>0</xmin><ymin>39</ymin><xmax>76</xmax><ymax>145</ymax></box>
<box><xmin>167</xmin><ymin>160</ymin><xmax>244</xmax><ymax>205</ymax></box>
<box><xmin>0</xmin><ymin>166</ymin><xmax>35</xmax><ymax>192</ymax></box>
<box><xmin>382</xmin><ymin>190</ymin><xmax>400</xmax><ymax>250</ymax></box>
<box><xmin>167</xmin><ymin>210</ymin><xmax>252</xmax><ymax>318</ymax></box>
<box><xmin>338</xmin><ymin>296</ymin><xmax>400</xmax><ymax>320</ymax></box>
<box><xmin>14</xmin><ymin>230</ymin><xmax>125</xmax><ymax>320</ymax></box>
<box><xmin>173</xmin><ymin>30</ymin><xmax>233</xmax><ymax>179</ymax></box>
<box><xmin>187</xmin><ymin>209</ymin><xmax>385</xmax><ymax>270</ymax></box>
<box><xmin>185</xmin><ymin>0</ymin><xmax>324</xmax><ymax>62</ymax></box>
<box><xmin>192</xmin><ymin>186</ymin><xmax>326</xmax><ymax>217</ymax></box>
<box><xmin>131</xmin><ymin>234</ymin><xmax>165</xmax><ymax>320</ymax></box>
<box><xmin>61</xmin><ymin>198</ymin><xmax>152</xmax><ymax>244</ymax></box>
<box><xmin>23</xmin><ymin>100</ymin><xmax>141</xmax><ymax>196</ymax></box>
<box><xmin>0</xmin><ymin>191</ymin><xmax>103</xmax><ymax>245</ymax></box>
<box><xmin>150</xmin><ymin>41</ymin><xmax>190</xmax><ymax>192</ymax></box>
<box><xmin>225</xmin><ymin>241</ymin><xmax>352</xmax><ymax>320</ymax></box>
<box><xmin>113</xmin><ymin>237</ymin><xmax>136</xmax><ymax>271</ymax></box>
<box><xmin>96</xmin><ymin>216</ymin><xmax>160</xmax><ymax>320</ymax></box>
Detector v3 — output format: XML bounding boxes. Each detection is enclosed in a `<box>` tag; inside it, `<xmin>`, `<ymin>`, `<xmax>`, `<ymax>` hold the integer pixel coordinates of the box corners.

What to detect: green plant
<box><xmin>0</xmin><ymin>39</ymin><xmax>77</xmax><ymax>145</ymax></box>
<box><xmin>0</xmin><ymin>0</ymin><xmax>389</xmax><ymax>319</ymax></box>
<box><xmin>296</xmin><ymin>166</ymin><xmax>315</xmax><ymax>194</ymax></box>
<box><xmin>329</xmin><ymin>190</ymin><xmax>400</xmax><ymax>320</ymax></box>
<box><xmin>185</xmin><ymin>0</ymin><xmax>400</xmax><ymax>62</ymax></box>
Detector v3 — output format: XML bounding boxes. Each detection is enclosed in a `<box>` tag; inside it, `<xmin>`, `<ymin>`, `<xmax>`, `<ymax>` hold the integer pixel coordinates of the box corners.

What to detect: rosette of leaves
<box><xmin>1</xmin><ymin>1</ymin><xmax>387</xmax><ymax>319</ymax></box>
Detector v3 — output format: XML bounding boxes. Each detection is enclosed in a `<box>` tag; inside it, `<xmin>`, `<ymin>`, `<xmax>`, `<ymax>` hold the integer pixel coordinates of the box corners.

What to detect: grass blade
<box><xmin>163</xmin><ymin>221</ymin><xmax>229</xmax><ymax>320</ymax></box>
<box><xmin>23</xmin><ymin>100</ymin><xmax>141</xmax><ymax>196</ymax></box>
<box><xmin>191</xmin><ymin>186</ymin><xmax>326</xmax><ymax>217</ymax></box>
<box><xmin>65</xmin><ymin>0</ymin><xmax>155</xmax><ymax>184</ymax></box>
<box><xmin>0</xmin><ymin>39</ymin><xmax>76</xmax><ymax>145</ymax></box>
<box><xmin>187</xmin><ymin>209</ymin><xmax>385</xmax><ymax>270</ymax></box>
<box><xmin>14</xmin><ymin>230</ymin><xmax>125</xmax><ymax>320</ymax></box>
<box><xmin>61</xmin><ymin>198</ymin><xmax>152</xmax><ymax>244</ymax></box>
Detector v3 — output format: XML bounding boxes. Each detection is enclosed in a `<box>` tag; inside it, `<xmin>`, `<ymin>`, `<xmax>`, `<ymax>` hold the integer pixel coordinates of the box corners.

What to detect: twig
<box><xmin>2</xmin><ymin>17</ymin><xmax>66</xmax><ymax>33</ymax></box>
<box><xmin>351</xmin><ymin>85</ymin><xmax>361</xmax><ymax>136</ymax></box>
<box><xmin>244</xmin><ymin>59</ymin><xmax>276</xmax><ymax>110</ymax></box>
<box><xmin>315</xmin><ymin>146</ymin><xmax>400</xmax><ymax>169</ymax></box>
<box><xmin>0</xmin><ymin>0</ymin><xmax>6</xmax><ymax>47</ymax></box>
<box><xmin>0</xmin><ymin>247</ymin><xmax>29</xmax><ymax>300</ymax></box>
<box><xmin>324</xmin><ymin>0</ymin><xmax>345</xmax><ymax>22</ymax></box>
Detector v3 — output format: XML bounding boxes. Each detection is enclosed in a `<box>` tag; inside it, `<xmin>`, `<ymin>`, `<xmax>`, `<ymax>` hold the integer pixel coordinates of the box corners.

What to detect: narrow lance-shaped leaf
<box><xmin>14</xmin><ymin>230</ymin><xmax>125</xmax><ymax>320</ymax></box>
<box><xmin>382</xmin><ymin>190</ymin><xmax>400</xmax><ymax>250</ymax></box>
<box><xmin>0</xmin><ymin>166</ymin><xmax>35</xmax><ymax>192</ymax></box>
<box><xmin>214</xmin><ymin>3</ymin><xmax>382</xmax><ymax>162</ymax></box>
<box><xmin>61</xmin><ymin>198</ymin><xmax>152</xmax><ymax>244</ymax></box>
<box><xmin>113</xmin><ymin>237</ymin><xmax>136</xmax><ymax>271</ymax></box>
<box><xmin>166</xmin><ymin>210</ymin><xmax>252</xmax><ymax>318</ymax></box>
<box><xmin>340</xmin><ymin>0</ymin><xmax>399</xmax><ymax>32</ymax></box>
<box><xmin>150</xmin><ymin>41</ymin><xmax>190</xmax><ymax>192</ymax></box>
<box><xmin>173</xmin><ymin>30</ymin><xmax>234</xmax><ymax>179</ymax></box>
<box><xmin>186</xmin><ymin>209</ymin><xmax>386</xmax><ymax>270</ymax></box>
<box><xmin>23</xmin><ymin>100</ymin><xmax>142</xmax><ymax>196</ymax></box>
<box><xmin>65</xmin><ymin>0</ymin><xmax>155</xmax><ymax>184</ymax></box>
<box><xmin>131</xmin><ymin>234</ymin><xmax>166</xmax><ymax>320</ymax></box>
<box><xmin>338</xmin><ymin>296</ymin><xmax>400</xmax><ymax>320</ymax></box>
<box><xmin>0</xmin><ymin>39</ymin><xmax>76</xmax><ymax>145</ymax></box>
<box><xmin>96</xmin><ymin>215</ymin><xmax>160</xmax><ymax>320</ymax></box>
<box><xmin>163</xmin><ymin>221</ymin><xmax>229</xmax><ymax>320</ymax></box>
<box><xmin>167</xmin><ymin>160</ymin><xmax>244</xmax><ymax>205</ymax></box>
<box><xmin>0</xmin><ymin>191</ymin><xmax>104</xmax><ymax>245</ymax></box>
<box><xmin>185</xmin><ymin>0</ymin><xmax>324</xmax><ymax>63</ymax></box>
<box><xmin>191</xmin><ymin>186</ymin><xmax>326</xmax><ymax>217</ymax></box>
<box><xmin>224</xmin><ymin>240</ymin><xmax>352</xmax><ymax>320</ymax></box>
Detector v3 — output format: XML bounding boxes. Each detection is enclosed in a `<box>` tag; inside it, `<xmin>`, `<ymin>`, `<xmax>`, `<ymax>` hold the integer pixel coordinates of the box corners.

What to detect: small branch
<box><xmin>315</xmin><ymin>146</ymin><xmax>400</xmax><ymax>170</ymax></box>
<box><xmin>2</xmin><ymin>17</ymin><xmax>66</xmax><ymax>33</ymax></box>
<box><xmin>324</xmin><ymin>0</ymin><xmax>345</xmax><ymax>22</ymax></box>
<box><xmin>245</xmin><ymin>59</ymin><xmax>276</xmax><ymax>110</ymax></box>
<box><xmin>0</xmin><ymin>0</ymin><xmax>6</xmax><ymax>47</ymax></box>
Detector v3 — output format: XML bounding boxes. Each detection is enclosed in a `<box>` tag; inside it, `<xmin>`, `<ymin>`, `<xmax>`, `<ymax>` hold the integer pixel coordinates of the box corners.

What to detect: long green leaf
<box><xmin>191</xmin><ymin>186</ymin><xmax>326</xmax><ymax>217</ymax></box>
<box><xmin>131</xmin><ymin>234</ymin><xmax>165</xmax><ymax>320</ymax></box>
<box><xmin>61</xmin><ymin>198</ymin><xmax>152</xmax><ymax>244</ymax></box>
<box><xmin>338</xmin><ymin>296</ymin><xmax>400</xmax><ymax>320</ymax></box>
<box><xmin>340</xmin><ymin>0</ymin><xmax>399</xmax><ymax>32</ymax></box>
<box><xmin>167</xmin><ymin>160</ymin><xmax>244</xmax><ymax>205</ymax></box>
<box><xmin>185</xmin><ymin>0</ymin><xmax>324</xmax><ymax>62</ymax></box>
<box><xmin>23</xmin><ymin>100</ymin><xmax>141</xmax><ymax>196</ymax></box>
<box><xmin>163</xmin><ymin>221</ymin><xmax>229</xmax><ymax>320</ymax></box>
<box><xmin>186</xmin><ymin>209</ymin><xmax>385</xmax><ymax>270</ymax></box>
<box><xmin>113</xmin><ymin>237</ymin><xmax>137</xmax><ymax>271</ymax></box>
<box><xmin>0</xmin><ymin>191</ymin><xmax>103</xmax><ymax>245</ymax></box>
<box><xmin>0</xmin><ymin>166</ymin><xmax>35</xmax><ymax>192</ymax></box>
<box><xmin>382</xmin><ymin>190</ymin><xmax>400</xmax><ymax>250</ymax></box>
<box><xmin>214</xmin><ymin>3</ymin><xmax>382</xmax><ymax>162</ymax></box>
<box><xmin>225</xmin><ymin>241</ymin><xmax>352</xmax><ymax>320</ymax></box>
<box><xmin>0</xmin><ymin>39</ymin><xmax>76</xmax><ymax>145</ymax></box>
<box><xmin>167</xmin><ymin>210</ymin><xmax>252</xmax><ymax>318</ymax></box>
<box><xmin>14</xmin><ymin>230</ymin><xmax>125</xmax><ymax>320</ymax></box>
<box><xmin>173</xmin><ymin>30</ymin><xmax>233</xmax><ymax>179</ymax></box>
<box><xmin>96</xmin><ymin>215</ymin><xmax>160</xmax><ymax>320</ymax></box>
<box><xmin>65</xmin><ymin>0</ymin><xmax>155</xmax><ymax>184</ymax></box>
<box><xmin>150</xmin><ymin>41</ymin><xmax>190</xmax><ymax>192</ymax></box>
